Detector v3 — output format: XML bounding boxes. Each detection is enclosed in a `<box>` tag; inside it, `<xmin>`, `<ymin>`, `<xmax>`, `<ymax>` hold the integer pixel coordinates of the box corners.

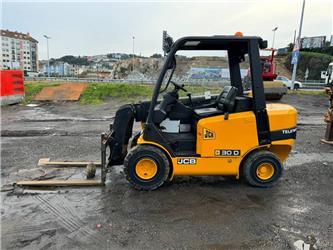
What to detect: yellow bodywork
<box><xmin>137</xmin><ymin>103</ymin><xmax>297</xmax><ymax>178</ymax></box>
<box><xmin>256</xmin><ymin>163</ymin><xmax>275</xmax><ymax>180</ymax></box>
<box><xmin>267</xmin><ymin>103</ymin><xmax>298</xmax><ymax>161</ymax></box>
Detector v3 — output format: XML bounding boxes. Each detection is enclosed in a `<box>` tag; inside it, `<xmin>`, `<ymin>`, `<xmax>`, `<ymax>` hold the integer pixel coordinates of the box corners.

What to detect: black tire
<box><xmin>164</xmin><ymin>168</ymin><xmax>174</xmax><ymax>185</ymax></box>
<box><xmin>293</xmin><ymin>84</ymin><xmax>300</xmax><ymax>90</ymax></box>
<box><xmin>124</xmin><ymin>145</ymin><xmax>170</xmax><ymax>191</ymax></box>
<box><xmin>276</xmin><ymin>94</ymin><xmax>283</xmax><ymax>100</ymax></box>
<box><xmin>242</xmin><ymin>150</ymin><xmax>282</xmax><ymax>187</ymax></box>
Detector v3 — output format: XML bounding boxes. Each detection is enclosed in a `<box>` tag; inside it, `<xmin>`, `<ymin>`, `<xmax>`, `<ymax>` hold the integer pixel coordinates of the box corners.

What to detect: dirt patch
<box><xmin>34</xmin><ymin>83</ymin><xmax>88</xmax><ymax>101</ymax></box>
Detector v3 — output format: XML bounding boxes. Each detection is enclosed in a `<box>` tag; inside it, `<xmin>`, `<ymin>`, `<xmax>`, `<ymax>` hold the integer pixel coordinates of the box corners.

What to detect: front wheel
<box><xmin>242</xmin><ymin>150</ymin><xmax>282</xmax><ymax>187</ymax></box>
<box><xmin>124</xmin><ymin>145</ymin><xmax>170</xmax><ymax>191</ymax></box>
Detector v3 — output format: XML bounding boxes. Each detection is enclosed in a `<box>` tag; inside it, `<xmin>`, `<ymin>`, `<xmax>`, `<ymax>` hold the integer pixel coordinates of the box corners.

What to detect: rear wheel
<box><xmin>124</xmin><ymin>145</ymin><xmax>170</xmax><ymax>190</ymax></box>
<box><xmin>242</xmin><ymin>150</ymin><xmax>282</xmax><ymax>187</ymax></box>
<box><xmin>276</xmin><ymin>94</ymin><xmax>284</xmax><ymax>100</ymax></box>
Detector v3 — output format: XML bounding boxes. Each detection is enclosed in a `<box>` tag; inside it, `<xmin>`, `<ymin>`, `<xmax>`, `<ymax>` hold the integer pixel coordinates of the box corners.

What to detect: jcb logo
<box><xmin>215</xmin><ymin>149</ymin><xmax>241</xmax><ymax>157</ymax></box>
<box><xmin>177</xmin><ymin>158</ymin><xmax>197</xmax><ymax>165</ymax></box>
<box><xmin>203</xmin><ymin>128</ymin><xmax>215</xmax><ymax>140</ymax></box>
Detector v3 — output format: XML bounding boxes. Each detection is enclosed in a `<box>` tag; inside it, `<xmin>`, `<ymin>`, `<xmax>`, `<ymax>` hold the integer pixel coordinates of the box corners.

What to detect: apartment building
<box><xmin>0</xmin><ymin>29</ymin><xmax>38</xmax><ymax>72</ymax></box>
<box><xmin>43</xmin><ymin>61</ymin><xmax>73</xmax><ymax>76</ymax></box>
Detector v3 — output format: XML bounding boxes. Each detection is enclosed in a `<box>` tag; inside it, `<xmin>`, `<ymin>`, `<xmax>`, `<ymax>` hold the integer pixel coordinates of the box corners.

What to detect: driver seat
<box><xmin>194</xmin><ymin>86</ymin><xmax>238</xmax><ymax>118</ymax></box>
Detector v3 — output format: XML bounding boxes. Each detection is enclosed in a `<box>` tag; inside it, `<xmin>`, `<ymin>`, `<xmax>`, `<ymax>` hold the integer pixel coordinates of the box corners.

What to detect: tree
<box><xmin>284</xmin><ymin>51</ymin><xmax>333</xmax><ymax>80</ymax></box>
<box><xmin>300</xmin><ymin>42</ymin><xmax>333</xmax><ymax>56</ymax></box>
<box><xmin>287</xmin><ymin>43</ymin><xmax>294</xmax><ymax>52</ymax></box>
<box><xmin>56</xmin><ymin>55</ymin><xmax>89</xmax><ymax>65</ymax></box>
<box><xmin>150</xmin><ymin>53</ymin><xmax>162</xmax><ymax>58</ymax></box>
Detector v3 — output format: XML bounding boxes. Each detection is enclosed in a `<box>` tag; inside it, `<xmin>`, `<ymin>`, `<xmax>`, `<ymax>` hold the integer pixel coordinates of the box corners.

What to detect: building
<box><xmin>276</xmin><ymin>47</ymin><xmax>289</xmax><ymax>55</ymax></box>
<box><xmin>43</xmin><ymin>61</ymin><xmax>73</xmax><ymax>76</ymax></box>
<box><xmin>72</xmin><ymin>65</ymin><xmax>88</xmax><ymax>76</ymax></box>
<box><xmin>0</xmin><ymin>29</ymin><xmax>38</xmax><ymax>72</ymax></box>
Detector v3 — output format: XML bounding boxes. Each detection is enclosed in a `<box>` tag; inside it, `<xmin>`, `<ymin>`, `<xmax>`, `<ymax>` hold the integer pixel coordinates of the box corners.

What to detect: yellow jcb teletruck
<box><xmin>102</xmin><ymin>35</ymin><xmax>297</xmax><ymax>190</ymax></box>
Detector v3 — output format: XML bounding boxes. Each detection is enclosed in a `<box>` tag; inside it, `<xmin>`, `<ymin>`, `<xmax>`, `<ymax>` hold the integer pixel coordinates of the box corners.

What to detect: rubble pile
<box><xmin>111</xmin><ymin>56</ymin><xmax>234</xmax><ymax>82</ymax></box>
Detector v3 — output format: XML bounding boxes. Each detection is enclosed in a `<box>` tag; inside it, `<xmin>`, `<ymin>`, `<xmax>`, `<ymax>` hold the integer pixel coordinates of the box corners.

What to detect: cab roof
<box><xmin>174</xmin><ymin>35</ymin><xmax>267</xmax><ymax>52</ymax></box>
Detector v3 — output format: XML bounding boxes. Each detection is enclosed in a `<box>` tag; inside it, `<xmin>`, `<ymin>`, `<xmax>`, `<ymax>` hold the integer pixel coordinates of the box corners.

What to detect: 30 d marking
<box><xmin>215</xmin><ymin>149</ymin><xmax>241</xmax><ymax>157</ymax></box>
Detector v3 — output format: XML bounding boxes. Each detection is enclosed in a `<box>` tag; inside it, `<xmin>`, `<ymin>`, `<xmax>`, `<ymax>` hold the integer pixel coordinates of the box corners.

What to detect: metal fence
<box><xmin>25</xmin><ymin>76</ymin><xmax>231</xmax><ymax>86</ymax></box>
<box><xmin>25</xmin><ymin>76</ymin><xmax>156</xmax><ymax>84</ymax></box>
<box><xmin>25</xmin><ymin>76</ymin><xmax>328</xmax><ymax>89</ymax></box>
<box><xmin>302</xmin><ymin>80</ymin><xmax>327</xmax><ymax>89</ymax></box>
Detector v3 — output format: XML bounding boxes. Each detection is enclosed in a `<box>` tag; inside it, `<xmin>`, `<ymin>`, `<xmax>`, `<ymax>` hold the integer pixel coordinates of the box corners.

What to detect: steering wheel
<box><xmin>170</xmin><ymin>80</ymin><xmax>187</xmax><ymax>92</ymax></box>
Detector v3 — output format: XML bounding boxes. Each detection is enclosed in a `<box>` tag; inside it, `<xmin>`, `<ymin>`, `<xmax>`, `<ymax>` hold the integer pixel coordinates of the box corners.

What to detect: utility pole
<box><xmin>163</xmin><ymin>30</ymin><xmax>167</xmax><ymax>57</ymax></box>
<box><xmin>291</xmin><ymin>0</ymin><xmax>306</xmax><ymax>88</ymax></box>
<box><xmin>272</xmin><ymin>27</ymin><xmax>278</xmax><ymax>48</ymax></box>
<box><xmin>132</xmin><ymin>36</ymin><xmax>135</xmax><ymax>71</ymax></box>
<box><xmin>43</xmin><ymin>35</ymin><xmax>51</xmax><ymax>78</ymax></box>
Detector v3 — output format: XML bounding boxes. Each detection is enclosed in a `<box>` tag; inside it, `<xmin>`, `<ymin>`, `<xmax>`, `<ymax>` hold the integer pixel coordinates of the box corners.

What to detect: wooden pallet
<box><xmin>320</xmin><ymin>139</ymin><xmax>333</xmax><ymax>145</ymax></box>
<box><xmin>17</xmin><ymin>158</ymin><xmax>103</xmax><ymax>187</ymax></box>
<box><xmin>17</xmin><ymin>133</ymin><xmax>112</xmax><ymax>187</ymax></box>
<box><xmin>17</xmin><ymin>179</ymin><xmax>102</xmax><ymax>187</ymax></box>
<box><xmin>38</xmin><ymin>158</ymin><xmax>101</xmax><ymax>167</ymax></box>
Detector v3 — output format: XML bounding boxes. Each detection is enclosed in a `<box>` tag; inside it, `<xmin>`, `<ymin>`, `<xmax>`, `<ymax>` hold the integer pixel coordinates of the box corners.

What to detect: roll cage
<box><xmin>144</xmin><ymin>36</ymin><xmax>271</xmax><ymax>147</ymax></box>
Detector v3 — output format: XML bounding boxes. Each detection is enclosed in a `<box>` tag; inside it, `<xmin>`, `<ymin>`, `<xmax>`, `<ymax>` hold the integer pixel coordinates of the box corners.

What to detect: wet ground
<box><xmin>1</xmin><ymin>94</ymin><xmax>332</xmax><ymax>249</ymax></box>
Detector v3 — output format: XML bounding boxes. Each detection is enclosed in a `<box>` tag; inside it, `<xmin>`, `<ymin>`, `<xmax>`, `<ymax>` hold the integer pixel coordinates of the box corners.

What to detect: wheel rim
<box><xmin>135</xmin><ymin>158</ymin><xmax>158</xmax><ymax>180</ymax></box>
<box><xmin>256</xmin><ymin>163</ymin><xmax>275</xmax><ymax>180</ymax></box>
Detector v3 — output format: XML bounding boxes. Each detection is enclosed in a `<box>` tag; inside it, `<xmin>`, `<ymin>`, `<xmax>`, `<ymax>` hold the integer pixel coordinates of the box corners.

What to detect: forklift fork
<box><xmin>101</xmin><ymin>131</ymin><xmax>114</xmax><ymax>185</ymax></box>
<box><xmin>16</xmin><ymin>132</ymin><xmax>114</xmax><ymax>187</ymax></box>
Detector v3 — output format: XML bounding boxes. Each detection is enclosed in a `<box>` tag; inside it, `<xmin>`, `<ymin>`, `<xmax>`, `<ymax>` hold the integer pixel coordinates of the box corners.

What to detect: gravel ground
<box><xmin>1</xmin><ymin>93</ymin><xmax>332</xmax><ymax>250</ymax></box>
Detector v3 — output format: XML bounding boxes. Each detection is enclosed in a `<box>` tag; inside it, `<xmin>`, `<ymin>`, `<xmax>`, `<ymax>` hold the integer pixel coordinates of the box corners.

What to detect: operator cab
<box><xmin>144</xmin><ymin>35</ymin><xmax>267</xmax><ymax>156</ymax></box>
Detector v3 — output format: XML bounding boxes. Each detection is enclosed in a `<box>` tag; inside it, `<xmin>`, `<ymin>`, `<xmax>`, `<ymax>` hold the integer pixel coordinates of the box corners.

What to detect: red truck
<box><xmin>260</xmin><ymin>48</ymin><xmax>278</xmax><ymax>81</ymax></box>
<box><xmin>245</xmin><ymin>48</ymin><xmax>287</xmax><ymax>100</ymax></box>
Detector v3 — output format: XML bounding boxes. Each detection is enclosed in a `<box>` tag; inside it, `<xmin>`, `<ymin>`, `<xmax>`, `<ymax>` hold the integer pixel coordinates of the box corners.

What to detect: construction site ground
<box><xmin>1</xmin><ymin>93</ymin><xmax>332</xmax><ymax>249</ymax></box>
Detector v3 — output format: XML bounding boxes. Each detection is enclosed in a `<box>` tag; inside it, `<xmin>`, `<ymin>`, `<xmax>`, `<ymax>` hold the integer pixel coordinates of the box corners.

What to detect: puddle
<box><xmin>2</xmin><ymin>106</ymin><xmax>114</xmax><ymax>123</ymax></box>
<box><xmin>298</xmin><ymin>116</ymin><xmax>325</xmax><ymax>126</ymax></box>
<box><xmin>21</xmin><ymin>116</ymin><xmax>114</xmax><ymax>122</ymax></box>
<box><xmin>285</xmin><ymin>153</ymin><xmax>333</xmax><ymax>169</ymax></box>
<box><xmin>294</xmin><ymin>235</ymin><xmax>317</xmax><ymax>250</ymax></box>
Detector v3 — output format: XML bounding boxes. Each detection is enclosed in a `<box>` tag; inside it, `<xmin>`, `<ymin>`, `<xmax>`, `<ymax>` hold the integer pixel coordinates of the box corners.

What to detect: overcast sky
<box><xmin>2</xmin><ymin>0</ymin><xmax>332</xmax><ymax>60</ymax></box>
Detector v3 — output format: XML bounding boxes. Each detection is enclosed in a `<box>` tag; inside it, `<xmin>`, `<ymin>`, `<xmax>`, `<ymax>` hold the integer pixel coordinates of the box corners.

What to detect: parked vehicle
<box><xmin>323</xmin><ymin>62</ymin><xmax>333</xmax><ymax>85</ymax></box>
<box><xmin>244</xmin><ymin>48</ymin><xmax>287</xmax><ymax>100</ymax></box>
<box><xmin>275</xmin><ymin>76</ymin><xmax>302</xmax><ymax>89</ymax></box>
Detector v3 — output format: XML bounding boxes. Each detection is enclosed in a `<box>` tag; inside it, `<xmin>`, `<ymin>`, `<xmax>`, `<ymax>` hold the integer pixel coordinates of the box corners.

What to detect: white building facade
<box><xmin>0</xmin><ymin>29</ymin><xmax>38</xmax><ymax>72</ymax></box>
